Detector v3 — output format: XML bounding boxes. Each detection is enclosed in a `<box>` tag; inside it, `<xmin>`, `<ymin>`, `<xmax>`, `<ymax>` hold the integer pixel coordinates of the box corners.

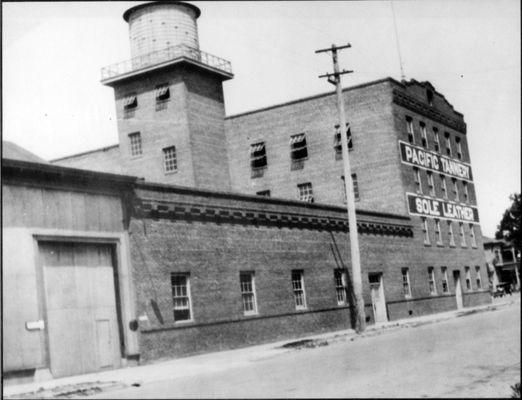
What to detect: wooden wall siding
<box><xmin>2</xmin><ymin>184</ymin><xmax>124</xmax><ymax>232</ymax></box>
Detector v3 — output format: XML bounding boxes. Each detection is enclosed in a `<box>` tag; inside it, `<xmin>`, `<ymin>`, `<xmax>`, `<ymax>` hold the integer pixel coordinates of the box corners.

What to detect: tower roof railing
<box><xmin>101</xmin><ymin>44</ymin><xmax>232</xmax><ymax>81</ymax></box>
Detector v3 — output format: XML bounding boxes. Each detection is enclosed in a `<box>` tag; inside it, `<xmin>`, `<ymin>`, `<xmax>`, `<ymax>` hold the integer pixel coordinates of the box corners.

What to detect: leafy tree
<box><xmin>495</xmin><ymin>193</ymin><xmax>521</xmax><ymax>253</ymax></box>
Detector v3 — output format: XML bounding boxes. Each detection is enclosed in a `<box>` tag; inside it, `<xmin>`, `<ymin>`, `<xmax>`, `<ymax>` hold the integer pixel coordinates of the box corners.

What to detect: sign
<box><xmin>406</xmin><ymin>193</ymin><xmax>479</xmax><ymax>223</ymax></box>
<box><xmin>399</xmin><ymin>141</ymin><xmax>473</xmax><ymax>182</ymax></box>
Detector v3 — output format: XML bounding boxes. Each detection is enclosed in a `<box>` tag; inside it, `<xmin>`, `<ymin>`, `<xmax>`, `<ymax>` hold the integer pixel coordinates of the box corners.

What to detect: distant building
<box><xmin>3</xmin><ymin>1</ymin><xmax>491</xmax><ymax>384</ymax></box>
<box><xmin>483</xmin><ymin>236</ymin><xmax>520</xmax><ymax>291</ymax></box>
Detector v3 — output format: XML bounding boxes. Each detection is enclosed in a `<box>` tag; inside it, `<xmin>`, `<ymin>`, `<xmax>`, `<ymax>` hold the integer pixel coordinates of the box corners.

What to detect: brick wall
<box><xmin>113</xmin><ymin>67</ymin><xmax>196</xmax><ymax>186</ymax></box>
<box><xmin>126</xmin><ymin>183</ymin><xmax>487</xmax><ymax>362</ymax></box>
<box><xmin>225</xmin><ymin>79</ymin><xmax>405</xmax><ymax>215</ymax></box>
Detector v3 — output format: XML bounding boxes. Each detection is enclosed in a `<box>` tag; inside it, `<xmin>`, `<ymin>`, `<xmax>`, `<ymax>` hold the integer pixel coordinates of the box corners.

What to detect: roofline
<box><xmin>135</xmin><ymin>180</ymin><xmax>412</xmax><ymax>222</ymax></box>
<box><xmin>123</xmin><ymin>1</ymin><xmax>201</xmax><ymax>22</ymax></box>
<box><xmin>50</xmin><ymin>144</ymin><xmax>120</xmax><ymax>163</ymax></box>
<box><xmin>225</xmin><ymin>77</ymin><xmax>399</xmax><ymax>120</ymax></box>
<box><xmin>2</xmin><ymin>158</ymin><xmax>137</xmax><ymax>185</ymax></box>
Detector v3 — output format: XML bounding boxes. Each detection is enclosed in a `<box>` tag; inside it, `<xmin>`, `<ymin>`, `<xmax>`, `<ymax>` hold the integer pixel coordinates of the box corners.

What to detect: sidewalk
<box><xmin>4</xmin><ymin>293</ymin><xmax>519</xmax><ymax>399</ymax></box>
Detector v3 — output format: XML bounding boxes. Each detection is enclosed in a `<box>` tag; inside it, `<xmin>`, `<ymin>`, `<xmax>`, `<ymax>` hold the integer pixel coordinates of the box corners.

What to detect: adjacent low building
<box><xmin>483</xmin><ymin>236</ymin><xmax>521</xmax><ymax>291</ymax></box>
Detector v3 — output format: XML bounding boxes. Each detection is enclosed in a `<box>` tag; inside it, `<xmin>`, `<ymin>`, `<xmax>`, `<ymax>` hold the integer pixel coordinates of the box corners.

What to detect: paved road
<box><xmin>91</xmin><ymin>303</ymin><xmax>520</xmax><ymax>398</ymax></box>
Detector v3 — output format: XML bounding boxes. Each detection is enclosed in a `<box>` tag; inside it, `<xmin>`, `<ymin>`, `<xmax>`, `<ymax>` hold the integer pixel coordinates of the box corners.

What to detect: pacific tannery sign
<box><xmin>399</xmin><ymin>141</ymin><xmax>473</xmax><ymax>182</ymax></box>
<box><xmin>406</xmin><ymin>192</ymin><xmax>479</xmax><ymax>223</ymax></box>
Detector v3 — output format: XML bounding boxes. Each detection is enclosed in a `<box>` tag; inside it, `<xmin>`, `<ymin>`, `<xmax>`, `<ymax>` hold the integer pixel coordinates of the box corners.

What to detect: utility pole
<box><xmin>315</xmin><ymin>43</ymin><xmax>366</xmax><ymax>333</ymax></box>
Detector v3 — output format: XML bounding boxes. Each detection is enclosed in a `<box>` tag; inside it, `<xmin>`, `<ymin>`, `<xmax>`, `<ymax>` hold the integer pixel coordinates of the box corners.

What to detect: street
<box><xmin>88</xmin><ymin>301</ymin><xmax>520</xmax><ymax>398</ymax></box>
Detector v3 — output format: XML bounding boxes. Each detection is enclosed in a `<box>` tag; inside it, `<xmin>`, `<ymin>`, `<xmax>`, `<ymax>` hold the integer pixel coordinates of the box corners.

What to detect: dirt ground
<box><xmin>87</xmin><ymin>301</ymin><xmax>520</xmax><ymax>398</ymax></box>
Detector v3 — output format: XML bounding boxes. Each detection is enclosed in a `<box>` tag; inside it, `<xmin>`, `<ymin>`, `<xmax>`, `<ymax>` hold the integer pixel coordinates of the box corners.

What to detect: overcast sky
<box><xmin>2</xmin><ymin>0</ymin><xmax>520</xmax><ymax>237</ymax></box>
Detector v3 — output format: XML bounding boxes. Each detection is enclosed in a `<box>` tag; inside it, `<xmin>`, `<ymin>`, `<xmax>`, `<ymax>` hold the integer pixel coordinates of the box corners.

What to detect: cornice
<box><xmin>134</xmin><ymin>198</ymin><xmax>414</xmax><ymax>237</ymax></box>
<box><xmin>393</xmin><ymin>89</ymin><xmax>467</xmax><ymax>134</ymax></box>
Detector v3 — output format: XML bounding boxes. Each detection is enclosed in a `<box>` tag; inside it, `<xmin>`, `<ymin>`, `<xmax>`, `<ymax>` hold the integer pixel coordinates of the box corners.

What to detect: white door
<box><xmin>369</xmin><ymin>273</ymin><xmax>387</xmax><ymax>323</ymax></box>
<box><xmin>453</xmin><ymin>270</ymin><xmax>463</xmax><ymax>310</ymax></box>
<box><xmin>41</xmin><ymin>242</ymin><xmax>121</xmax><ymax>378</ymax></box>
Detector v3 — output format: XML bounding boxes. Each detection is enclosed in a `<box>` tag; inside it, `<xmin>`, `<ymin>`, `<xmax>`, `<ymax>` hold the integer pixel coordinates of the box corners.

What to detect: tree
<box><xmin>495</xmin><ymin>193</ymin><xmax>521</xmax><ymax>253</ymax></box>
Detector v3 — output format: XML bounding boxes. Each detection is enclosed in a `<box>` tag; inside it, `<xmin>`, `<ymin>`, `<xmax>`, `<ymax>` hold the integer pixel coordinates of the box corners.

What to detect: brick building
<box><xmin>3</xmin><ymin>1</ymin><xmax>491</xmax><ymax>383</ymax></box>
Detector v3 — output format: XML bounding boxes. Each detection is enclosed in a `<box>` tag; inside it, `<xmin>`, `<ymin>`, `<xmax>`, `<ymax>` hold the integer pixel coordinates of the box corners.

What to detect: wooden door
<box><xmin>369</xmin><ymin>273</ymin><xmax>387</xmax><ymax>323</ymax></box>
<box><xmin>41</xmin><ymin>242</ymin><xmax>121</xmax><ymax>377</ymax></box>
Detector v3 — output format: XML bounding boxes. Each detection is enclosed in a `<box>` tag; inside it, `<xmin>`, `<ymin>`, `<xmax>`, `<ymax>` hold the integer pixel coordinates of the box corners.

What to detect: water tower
<box><xmin>101</xmin><ymin>1</ymin><xmax>233</xmax><ymax>190</ymax></box>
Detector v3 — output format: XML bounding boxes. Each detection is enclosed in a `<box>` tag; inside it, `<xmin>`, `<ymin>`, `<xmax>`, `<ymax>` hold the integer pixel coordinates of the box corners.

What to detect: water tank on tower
<box><xmin>123</xmin><ymin>1</ymin><xmax>201</xmax><ymax>59</ymax></box>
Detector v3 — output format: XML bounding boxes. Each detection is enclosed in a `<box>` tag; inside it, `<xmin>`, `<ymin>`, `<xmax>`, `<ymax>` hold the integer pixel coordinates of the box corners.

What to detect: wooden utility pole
<box><xmin>315</xmin><ymin>43</ymin><xmax>366</xmax><ymax>333</ymax></box>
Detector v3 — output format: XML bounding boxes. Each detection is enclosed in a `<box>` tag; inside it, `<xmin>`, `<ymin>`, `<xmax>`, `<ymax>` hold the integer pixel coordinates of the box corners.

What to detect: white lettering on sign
<box><xmin>399</xmin><ymin>141</ymin><xmax>472</xmax><ymax>181</ymax></box>
<box><xmin>407</xmin><ymin>193</ymin><xmax>479</xmax><ymax>223</ymax></box>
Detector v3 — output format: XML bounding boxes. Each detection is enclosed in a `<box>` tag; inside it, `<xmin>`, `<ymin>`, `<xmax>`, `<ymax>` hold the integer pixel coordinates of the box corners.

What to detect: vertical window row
<box><xmin>402</xmin><ymin>268</ymin><xmax>412</xmax><ymax>297</ymax></box>
<box><xmin>428</xmin><ymin>267</ymin><xmax>437</xmax><ymax>295</ymax></box>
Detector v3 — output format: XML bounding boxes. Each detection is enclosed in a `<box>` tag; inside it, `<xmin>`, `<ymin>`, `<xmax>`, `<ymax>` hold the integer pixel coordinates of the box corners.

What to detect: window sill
<box><xmin>404</xmin><ymin>295</ymin><xmax>412</xmax><ymax>300</ymax></box>
<box><xmin>424</xmin><ymin>242</ymin><xmax>431</xmax><ymax>247</ymax></box>
<box><xmin>436</xmin><ymin>243</ymin><xmax>444</xmax><ymax>247</ymax></box>
<box><xmin>173</xmin><ymin>319</ymin><xmax>194</xmax><ymax>325</ymax></box>
<box><xmin>295</xmin><ymin>306</ymin><xmax>308</xmax><ymax>311</ymax></box>
<box><xmin>449</xmin><ymin>244</ymin><xmax>456</xmax><ymax>248</ymax></box>
<box><xmin>130</xmin><ymin>154</ymin><xmax>143</xmax><ymax>160</ymax></box>
<box><xmin>164</xmin><ymin>170</ymin><xmax>178</xmax><ymax>175</ymax></box>
<box><xmin>243</xmin><ymin>311</ymin><xmax>259</xmax><ymax>317</ymax></box>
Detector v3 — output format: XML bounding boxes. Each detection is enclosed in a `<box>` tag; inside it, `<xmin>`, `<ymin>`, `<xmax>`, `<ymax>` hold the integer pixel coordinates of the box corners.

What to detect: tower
<box><xmin>101</xmin><ymin>1</ymin><xmax>233</xmax><ymax>190</ymax></box>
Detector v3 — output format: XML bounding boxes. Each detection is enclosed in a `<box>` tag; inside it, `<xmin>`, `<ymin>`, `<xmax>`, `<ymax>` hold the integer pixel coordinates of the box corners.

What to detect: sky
<box><xmin>2</xmin><ymin>0</ymin><xmax>520</xmax><ymax>237</ymax></box>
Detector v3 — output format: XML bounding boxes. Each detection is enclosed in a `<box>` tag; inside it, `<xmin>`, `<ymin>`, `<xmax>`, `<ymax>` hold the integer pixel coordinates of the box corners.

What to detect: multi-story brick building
<box><xmin>3</xmin><ymin>0</ymin><xmax>492</xmax><ymax>383</ymax></box>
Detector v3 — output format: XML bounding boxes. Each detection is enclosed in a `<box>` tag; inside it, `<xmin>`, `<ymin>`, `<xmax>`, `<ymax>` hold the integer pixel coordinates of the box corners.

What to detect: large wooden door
<box><xmin>41</xmin><ymin>242</ymin><xmax>121</xmax><ymax>378</ymax></box>
<box><xmin>369</xmin><ymin>273</ymin><xmax>387</xmax><ymax>323</ymax></box>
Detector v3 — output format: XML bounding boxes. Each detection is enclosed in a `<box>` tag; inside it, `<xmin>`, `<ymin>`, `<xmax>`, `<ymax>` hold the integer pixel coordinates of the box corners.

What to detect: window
<box><xmin>163</xmin><ymin>146</ymin><xmax>177</xmax><ymax>173</ymax></box>
<box><xmin>441</xmin><ymin>267</ymin><xmax>449</xmax><ymax>293</ymax></box>
<box><xmin>256</xmin><ymin>190</ymin><xmax>270</xmax><ymax>197</ymax></box>
<box><xmin>292</xmin><ymin>270</ymin><xmax>307</xmax><ymax>309</ymax></box>
<box><xmin>475</xmin><ymin>266</ymin><xmax>482</xmax><ymax>290</ymax></box>
<box><xmin>428</xmin><ymin>267</ymin><xmax>437</xmax><ymax>295</ymax></box>
<box><xmin>123</xmin><ymin>94</ymin><xmax>138</xmax><ymax>110</ymax></box>
<box><xmin>435</xmin><ymin>219</ymin><xmax>443</xmax><ymax>245</ymax></box>
<box><xmin>290</xmin><ymin>133</ymin><xmax>308</xmax><ymax>161</ymax></box>
<box><xmin>334</xmin><ymin>269</ymin><xmax>348</xmax><ymax>305</ymax></box>
<box><xmin>334</xmin><ymin>123</ymin><xmax>352</xmax><ymax>155</ymax></box>
<box><xmin>440</xmin><ymin>175</ymin><xmax>447</xmax><ymax>199</ymax></box>
<box><xmin>240</xmin><ymin>272</ymin><xmax>257</xmax><ymax>315</ymax></box>
<box><xmin>406</xmin><ymin>116</ymin><xmax>414</xmax><ymax>144</ymax></box>
<box><xmin>427</xmin><ymin>172</ymin><xmax>435</xmax><ymax>196</ymax></box>
<box><xmin>155</xmin><ymin>83</ymin><xmax>170</xmax><ymax>102</ymax></box>
<box><xmin>171</xmin><ymin>273</ymin><xmax>191</xmax><ymax>321</ymax></box>
<box><xmin>456</xmin><ymin>137</ymin><xmax>462</xmax><ymax>160</ymax></box>
<box><xmin>341</xmin><ymin>174</ymin><xmax>360</xmax><ymax>202</ymax></box>
<box><xmin>297</xmin><ymin>182</ymin><xmax>314</xmax><ymax>203</ymax></box>
<box><xmin>250</xmin><ymin>142</ymin><xmax>267</xmax><ymax>169</ymax></box>
<box><xmin>402</xmin><ymin>268</ymin><xmax>412</xmax><ymax>297</ymax></box>
<box><xmin>413</xmin><ymin>168</ymin><xmax>422</xmax><ymax>194</ymax></box>
<box><xmin>465</xmin><ymin>267</ymin><xmax>471</xmax><ymax>291</ymax></box>
<box><xmin>128</xmin><ymin>132</ymin><xmax>142</xmax><ymax>156</ymax></box>
<box><xmin>448</xmin><ymin>221</ymin><xmax>455</xmax><ymax>246</ymax></box>
<box><xmin>420</xmin><ymin>122</ymin><xmax>427</xmax><ymax>148</ymax></box>
<box><xmin>459</xmin><ymin>223</ymin><xmax>466</xmax><ymax>247</ymax></box>
<box><xmin>463</xmin><ymin>182</ymin><xmax>469</xmax><ymax>202</ymax></box>
<box><xmin>427</xmin><ymin>89</ymin><xmax>434</xmax><ymax>106</ymax></box>
<box><xmin>445</xmin><ymin>132</ymin><xmax>452</xmax><ymax>157</ymax></box>
<box><xmin>469</xmin><ymin>224</ymin><xmax>477</xmax><ymax>247</ymax></box>
<box><xmin>433</xmin><ymin>128</ymin><xmax>440</xmax><ymax>152</ymax></box>
<box><xmin>422</xmin><ymin>218</ymin><xmax>430</xmax><ymax>245</ymax></box>
<box><xmin>452</xmin><ymin>179</ymin><xmax>459</xmax><ymax>201</ymax></box>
